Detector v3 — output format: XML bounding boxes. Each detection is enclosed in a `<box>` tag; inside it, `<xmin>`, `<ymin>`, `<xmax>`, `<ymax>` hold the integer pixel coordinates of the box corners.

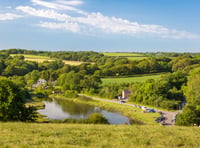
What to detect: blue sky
<box><xmin>0</xmin><ymin>0</ymin><xmax>200</xmax><ymax>52</ymax></box>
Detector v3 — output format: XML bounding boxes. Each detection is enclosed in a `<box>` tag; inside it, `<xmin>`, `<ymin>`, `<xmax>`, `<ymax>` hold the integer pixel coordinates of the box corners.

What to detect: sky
<box><xmin>0</xmin><ymin>0</ymin><xmax>200</xmax><ymax>52</ymax></box>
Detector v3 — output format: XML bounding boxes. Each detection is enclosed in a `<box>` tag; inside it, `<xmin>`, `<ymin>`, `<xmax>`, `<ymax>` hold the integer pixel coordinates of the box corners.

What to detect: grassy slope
<box><xmin>10</xmin><ymin>54</ymin><xmax>85</xmax><ymax>65</ymax></box>
<box><xmin>101</xmin><ymin>74</ymin><xmax>161</xmax><ymax>85</ymax></box>
<box><xmin>1</xmin><ymin>122</ymin><xmax>200</xmax><ymax>148</ymax></box>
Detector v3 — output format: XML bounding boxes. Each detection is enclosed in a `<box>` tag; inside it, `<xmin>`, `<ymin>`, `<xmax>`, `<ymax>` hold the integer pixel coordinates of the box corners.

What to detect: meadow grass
<box><xmin>10</xmin><ymin>54</ymin><xmax>86</xmax><ymax>65</ymax></box>
<box><xmin>1</xmin><ymin>122</ymin><xmax>200</xmax><ymax>148</ymax></box>
<box><xmin>11</xmin><ymin>54</ymin><xmax>50</xmax><ymax>59</ymax></box>
<box><xmin>101</xmin><ymin>74</ymin><xmax>161</xmax><ymax>85</ymax></box>
<box><xmin>62</xmin><ymin>60</ymin><xmax>86</xmax><ymax>65</ymax></box>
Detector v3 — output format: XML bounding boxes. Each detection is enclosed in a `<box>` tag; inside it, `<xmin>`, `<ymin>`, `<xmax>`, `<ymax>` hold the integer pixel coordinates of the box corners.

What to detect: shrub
<box><xmin>64</xmin><ymin>90</ymin><xmax>78</xmax><ymax>98</ymax></box>
<box><xmin>88</xmin><ymin>113</ymin><xmax>109</xmax><ymax>124</ymax></box>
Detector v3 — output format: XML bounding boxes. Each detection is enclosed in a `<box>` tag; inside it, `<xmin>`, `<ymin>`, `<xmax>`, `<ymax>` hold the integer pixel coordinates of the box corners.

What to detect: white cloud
<box><xmin>38</xmin><ymin>21</ymin><xmax>80</xmax><ymax>32</ymax></box>
<box><xmin>0</xmin><ymin>13</ymin><xmax>23</xmax><ymax>21</ymax></box>
<box><xmin>16</xmin><ymin>6</ymin><xmax>72</xmax><ymax>21</ymax></box>
<box><xmin>31</xmin><ymin>0</ymin><xmax>86</xmax><ymax>15</ymax></box>
<box><xmin>14</xmin><ymin>0</ymin><xmax>198</xmax><ymax>39</ymax></box>
<box><xmin>76</xmin><ymin>12</ymin><xmax>198</xmax><ymax>39</ymax></box>
<box><xmin>16</xmin><ymin>6</ymin><xmax>198</xmax><ymax>39</ymax></box>
<box><xmin>56</xmin><ymin>0</ymin><xmax>83</xmax><ymax>6</ymax></box>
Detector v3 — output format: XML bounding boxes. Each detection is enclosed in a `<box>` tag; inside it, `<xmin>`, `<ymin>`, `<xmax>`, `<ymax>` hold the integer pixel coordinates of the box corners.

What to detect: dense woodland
<box><xmin>0</xmin><ymin>48</ymin><xmax>200</xmax><ymax>126</ymax></box>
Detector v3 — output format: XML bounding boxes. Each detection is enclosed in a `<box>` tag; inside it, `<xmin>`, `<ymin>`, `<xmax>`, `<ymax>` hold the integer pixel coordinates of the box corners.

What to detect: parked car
<box><xmin>120</xmin><ymin>100</ymin><xmax>126</xmax><ymax>103</ymax></box>
<box><xmin>149</xmin><ymin>109</ymin><xmax>155</xmax><ymax>113</ymax></box>
<box><xmin>155</xmin><ymin>116</ymin><xmax>165</xmax><ymax>123</ymax></box>
<box><xmin>142</xmin><ymin>106</ymin><xmax>149</xmax><ymax>110</ymax></box>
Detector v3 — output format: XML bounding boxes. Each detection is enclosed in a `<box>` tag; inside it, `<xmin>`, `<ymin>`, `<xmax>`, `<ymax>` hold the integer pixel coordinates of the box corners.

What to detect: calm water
<box><xmin>37</xmin><ymin>99</ymin><xmax>130</xmax><ymax>124</ymax></box>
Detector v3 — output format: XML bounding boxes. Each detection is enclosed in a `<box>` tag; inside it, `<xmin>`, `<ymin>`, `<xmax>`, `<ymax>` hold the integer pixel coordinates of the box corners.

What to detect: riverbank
<box><xmin>1</xmin><ymin>122</ymin><xmax>200</xmax><ymax>148</ymax></box>
<box><xmin>51</xmin><ymin>95</ymin><xmax>160</xmax><ymax>125</ymax></box>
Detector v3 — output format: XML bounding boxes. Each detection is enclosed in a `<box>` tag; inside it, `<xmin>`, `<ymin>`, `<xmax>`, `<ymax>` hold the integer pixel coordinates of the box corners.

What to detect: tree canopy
<box><xmin>0</xmin><ymin>78</ymin><xmax>36</xmax><ymax>121</ymax></box>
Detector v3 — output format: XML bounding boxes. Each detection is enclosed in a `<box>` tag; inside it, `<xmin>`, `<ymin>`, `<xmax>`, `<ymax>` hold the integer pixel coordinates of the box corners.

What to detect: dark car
<box><xmin>155</xmin><ymin>116</ymin><xmax>166</xmax><ymax>123</ymax></box>
<box><xmin>120</xmin><ymin>100</ymin><xmax>126</xmax><ymax>103</ymax></box>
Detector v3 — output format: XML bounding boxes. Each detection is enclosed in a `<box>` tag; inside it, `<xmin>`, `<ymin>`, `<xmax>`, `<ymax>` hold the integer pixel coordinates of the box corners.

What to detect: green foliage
<box><xmin>176</xmin><ymin>104</ymin><xmax>200</xmax><ymax>126</ymax></box>
<box><xmin>58</xmin><ymin>71</ymin><xmax>83</xmax><ymax>91</ymax></box>
<box><xmin>130</xmin><ymin>72</ymin><xmax>187</xmax><ymax>110</ymax></box>
<box><xmin>99</xmin><ymin>83</ymin><xmax>129</xmax><ymax>99</ymax></box>
<box><xmin>62</xmin><ymin>113</ymin><xmax>109</xmax><ymax>124</ymax></box>
<box><xmin>184</xmin><ymin>67</ymin><xmax>200</xmax><ymax>104</ymax></box>
<box><xmin>170</xmin><ymin>56</ymin><xmax>191</xmax><ymax>72</ymax></box>
<box><xmin>176</xmin><ymin>67</ymin><xmax>200</xmax><ymax>126</ymax></box>
<box><xmin>38</xmin><ymin>60</ymin><xmax>64</xmax><ymax>71</ymax></box>
<box><xmin>2</xmin><ymin>56</ymin><xmax>37</xmax><ymax>76</ymax></box>
<box><xmin>88</xmin><ymin>113</ymin><xmax>109</xmax><ymax>124</ymax></box>
<box><xmin>58</xmin><ymin>71</ymin><xmax>101</xmax><ymax>93</ymax></box>
<box><xmin>64</xmin><ymin>90</ymin><xmax>78</xmax><ymax>98</ymax></box>
<box><xmin>0</xmin><ymin>78</ymin><xmax>36</xmax><ymax>121</ymax></box>
<box><xmin>24</xmin><ymin>70</ymin><xmax>40</xmax><ymax>86</ymax></box>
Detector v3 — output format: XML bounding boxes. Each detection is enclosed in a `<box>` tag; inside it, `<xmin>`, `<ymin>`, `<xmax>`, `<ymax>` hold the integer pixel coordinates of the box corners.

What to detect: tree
<box><xmin>184</xmin><ymin>67</ymin><xmax>200</xmax><ymax>104</ymax></box>
<box><xmin>176</xmin><ymin>104</ymin><xmax>200</xmax><ymax>126</ymax></box>
<box><xmin>0</xmin><ymin>78</ymin><xmax>36</xmax><ymax>121</ymax></box>
<box><xmin>171</xmin><ymin>56</ymin><xmax>191</xmax><ymax>72</ymax></box>
<box><xmin>57</xmin><ymin>71</ymin><xmax>83</xmax><ymax>91</ymax></box>
<box><xmin>176</xmin><ymin>67</ymin><xmax>200</xmax><ymax>126</ymax></box>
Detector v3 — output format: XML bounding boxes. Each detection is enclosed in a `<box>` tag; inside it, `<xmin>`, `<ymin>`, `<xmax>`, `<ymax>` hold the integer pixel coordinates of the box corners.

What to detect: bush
<box><xmin>62</xmin><ymin>113</ymin><xmax>109</xmax><ymax>124</ymax></box>
<box><xmin>176</xmin><ymin>105</ymin><xmax>200</xmax><ymax>126</ymax></box>
<box><xmin>88</xmin><ymin>113</ymin><xmax>109</xmax><ymax>124</ymax></box>
<box><xmin>64</xmin><ymin>90</ymin><xmax>78</xmax><ymax>98</ymax></box>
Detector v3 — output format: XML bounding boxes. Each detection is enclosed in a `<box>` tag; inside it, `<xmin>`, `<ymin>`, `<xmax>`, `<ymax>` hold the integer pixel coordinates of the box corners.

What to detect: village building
<box><xmin>32</xmin><ymin>79</ymin><xmax>47</xmax><ymax>88</ymax></box>
<box><xmin>122</xmin><ymin>89</ymin><xmax>131</xmax><ymax>99</ymax></box>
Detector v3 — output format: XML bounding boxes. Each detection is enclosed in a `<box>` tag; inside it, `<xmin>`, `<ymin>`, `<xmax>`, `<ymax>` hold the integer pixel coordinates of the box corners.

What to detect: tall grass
<box><xmin>1</xmin><ymin>122</ymin><xmax>200</xmax><ymax>148</ymax></box>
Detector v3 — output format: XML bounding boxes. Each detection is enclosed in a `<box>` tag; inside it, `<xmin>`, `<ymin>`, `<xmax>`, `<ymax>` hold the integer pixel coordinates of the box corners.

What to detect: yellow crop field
<box><xmin>10</xmin><ymin>54</ymin><xmax>86</xmax><ymax>65</ymax></box>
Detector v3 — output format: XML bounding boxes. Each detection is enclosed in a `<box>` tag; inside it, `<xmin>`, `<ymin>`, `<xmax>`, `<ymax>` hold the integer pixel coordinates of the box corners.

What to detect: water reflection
<box><xmin>38</xmin><ymin>99</ymin><xmax>130</xmax><ymax>124</ymax></box>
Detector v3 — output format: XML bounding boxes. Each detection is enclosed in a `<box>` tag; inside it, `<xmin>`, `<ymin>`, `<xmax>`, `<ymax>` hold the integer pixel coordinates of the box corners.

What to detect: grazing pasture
<box><xmin>103</xmin><ymin>52</ymin><xmax>147</xmax><ymax>61</ymax></box>
<box><xmin>101</xmin><ymin>74</ymin><xmax>161</xmax><ymax>85</ymax></box>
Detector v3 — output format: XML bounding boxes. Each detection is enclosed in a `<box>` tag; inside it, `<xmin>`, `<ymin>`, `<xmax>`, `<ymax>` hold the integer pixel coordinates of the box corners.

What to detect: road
<box><xmin>79</xmin><ymin>94</ymin><xmax>180</xmax><ymax>125</ymax></box>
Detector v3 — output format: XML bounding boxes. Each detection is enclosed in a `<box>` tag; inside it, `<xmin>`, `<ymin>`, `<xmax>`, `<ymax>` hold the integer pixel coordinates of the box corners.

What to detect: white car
<box><xmin>141</xmin><ymin>106</ymin><xmax>148</xmax><ymax>110</ymax></box>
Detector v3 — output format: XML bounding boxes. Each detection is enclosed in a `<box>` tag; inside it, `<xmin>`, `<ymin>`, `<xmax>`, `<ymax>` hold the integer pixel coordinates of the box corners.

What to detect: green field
<box><xmin>103</xmin><ymin>52</ymin><xmax>144</xmax><ymax>57</ymax></box>
<box><xmin>10</xmin><ymin>54</ymin><xmax>86</xmax><ymax>65</ymax></box>
<box><xmin>103</xmin><ymin>52</ymin><xmax>147</xmax><ymax>61</ymax></box>
<box><xmin>1</xmin><ymin>122</ymin><xmax>200</xmax><ymax>148</ymax></box>
<box><xmin>102</xmin><ymin>74</ymin><xmax>161</xmax><ymax>85</ymax></box>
